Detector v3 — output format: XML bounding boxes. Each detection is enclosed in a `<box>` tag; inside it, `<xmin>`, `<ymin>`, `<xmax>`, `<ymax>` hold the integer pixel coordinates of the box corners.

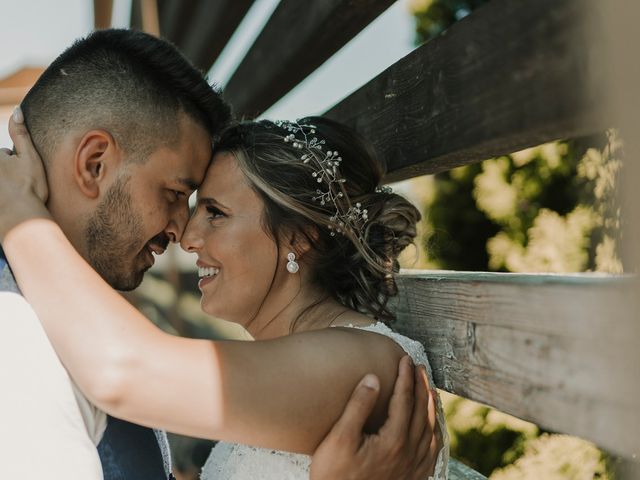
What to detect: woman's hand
<box><xmin>0</xmin><ymin>107</ymin><xmax>50</xmax><ymax>240</ymax></box>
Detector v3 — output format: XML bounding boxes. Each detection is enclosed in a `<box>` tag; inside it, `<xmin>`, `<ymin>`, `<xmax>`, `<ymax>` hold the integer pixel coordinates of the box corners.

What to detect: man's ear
<box><xmin>73</xmin><ymin>130</ymin><xmax>121</xmax><ymax>199</ymax></box>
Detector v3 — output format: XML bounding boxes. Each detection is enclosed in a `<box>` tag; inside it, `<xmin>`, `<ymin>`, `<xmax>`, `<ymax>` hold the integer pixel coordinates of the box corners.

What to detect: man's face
<box><xmin>84</xmin><ymin>114</ymin><xmax>212</xmax><ymax>290</ymax></box>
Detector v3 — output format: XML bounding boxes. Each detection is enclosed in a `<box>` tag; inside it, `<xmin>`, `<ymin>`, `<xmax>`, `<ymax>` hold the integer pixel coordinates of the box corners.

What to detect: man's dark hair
<box><xmin>21</xmin><ymin>29</ymin><xmax>231</xmax><ymax>163</ymax></box>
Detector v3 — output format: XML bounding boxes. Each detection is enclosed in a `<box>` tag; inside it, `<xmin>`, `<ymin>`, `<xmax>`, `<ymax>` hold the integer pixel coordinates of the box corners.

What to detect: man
<box><xmin>0</xmin><ymin>29</ymin><xmax>438</xmax><ymax>479</ymax></box>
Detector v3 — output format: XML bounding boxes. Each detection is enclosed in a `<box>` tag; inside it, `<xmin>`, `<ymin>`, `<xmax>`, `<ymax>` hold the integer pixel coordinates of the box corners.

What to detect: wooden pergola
<box><xmin>4</xmin><ymin>0</ymin><xmax>640</xmax><ymax>476</ymax></box>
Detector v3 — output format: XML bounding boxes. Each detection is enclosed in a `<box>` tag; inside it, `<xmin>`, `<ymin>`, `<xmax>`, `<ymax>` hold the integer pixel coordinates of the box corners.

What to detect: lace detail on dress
<box><xmin>200</xmin><ymin>322</ymin><xmax>449</xmax><ymax>479</ymax></box>
<box><xmin>201</xmin><ymin>443</ymin><xmax>311</xmax><ymax>480</ymax></box>
<box><xmin>340</xmin><ymin>322</ymin><xmax>450</xmax><ymax>480</ymax></box>
<box><xmin>154</xmin><ymin>429</ymin><xmax>173</xmax><ymax>477</ymax></box>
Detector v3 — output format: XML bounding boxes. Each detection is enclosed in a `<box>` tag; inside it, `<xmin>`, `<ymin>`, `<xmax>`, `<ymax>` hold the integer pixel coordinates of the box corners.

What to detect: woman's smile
<box><xmin>198</xmin><ymin>267</ymin><xmax>220</xmax><ymax>290</ymax></box>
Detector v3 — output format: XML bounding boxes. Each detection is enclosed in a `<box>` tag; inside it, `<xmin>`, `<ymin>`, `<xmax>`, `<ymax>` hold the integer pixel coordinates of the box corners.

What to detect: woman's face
<box><xmin>181</xmin><ymin>151</ymin><xmax>281</xmax><ymax>325</ymax></box>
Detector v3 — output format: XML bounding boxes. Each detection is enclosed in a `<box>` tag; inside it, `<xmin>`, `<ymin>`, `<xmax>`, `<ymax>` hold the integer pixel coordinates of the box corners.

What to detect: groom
<box><xmin>0</xmin><ymin>30</ymin><xmax>436</xmax><ymax>479</ymax></box>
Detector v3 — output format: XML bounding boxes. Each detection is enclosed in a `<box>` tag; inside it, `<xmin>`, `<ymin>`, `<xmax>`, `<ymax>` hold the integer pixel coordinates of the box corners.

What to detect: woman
<box><xmin>0</xmin><ymin>115</ymin><xmax>448</xmax><ymax>479</ymax></box>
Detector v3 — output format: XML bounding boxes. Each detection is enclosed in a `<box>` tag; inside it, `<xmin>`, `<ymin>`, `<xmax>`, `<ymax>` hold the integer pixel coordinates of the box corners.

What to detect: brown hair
<box><xmin>22</xmin><ymin>29</ymin><xmax>230</xmax><ymax>165</ymax></box>
<box><xmin>213</xmin><ymin>117</ymin><xmax>420</xmax><ymax>322</ymax></box>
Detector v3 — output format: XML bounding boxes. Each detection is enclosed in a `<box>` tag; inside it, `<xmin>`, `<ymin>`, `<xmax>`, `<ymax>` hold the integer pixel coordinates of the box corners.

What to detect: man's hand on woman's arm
<box><xmin>311</xmin><ymin>355</ymin><xmax>442</xmax><ymax>480</ymax></box>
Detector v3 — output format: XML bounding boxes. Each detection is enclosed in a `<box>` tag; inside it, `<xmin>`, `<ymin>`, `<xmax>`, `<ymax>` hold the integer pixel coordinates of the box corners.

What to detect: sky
<box><xmin>0</xmin><ymin>0</ymin><xmax>418</xmax><ymax>145</ymax></box>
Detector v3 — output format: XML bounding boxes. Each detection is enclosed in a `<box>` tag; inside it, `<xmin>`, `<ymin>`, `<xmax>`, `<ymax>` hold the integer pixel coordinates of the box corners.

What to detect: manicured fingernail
<box><xmin>13</xmin><ymin>106</ymin><xmax>24</xmax><ymax>124</ymax></box>
<box><xmin>361</xmin><ymin>374</ymin><xmax>380</xmax><ymax>391</ymax></box>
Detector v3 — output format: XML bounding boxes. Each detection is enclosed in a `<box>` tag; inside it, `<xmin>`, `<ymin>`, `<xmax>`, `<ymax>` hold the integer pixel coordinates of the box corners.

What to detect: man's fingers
<box><xmin>413</xmin><ymin>394</ymin><xmax>442</xmax><ymax>480</ymax></box>
<box><xmin>427</xmin><ymin>388</ymin><xmax>438</xmax><ymax>444</ymax></box>
<box><xmin>327</xmin><ymin>374</ymin><xmax>380</xmax><ymax>448</ymax></box>
<box><xmin>8</xmin><ymin>107</ymin><xmax>36</xmax><ymax>157</ymax></box>
<box><xmin>408</xmin><ymin>365</ymin><xmax>429</xmax><ymax>447</ymax></box>
<box><xmin>414</xmin><ymin>440</ymin><xmax>439</xmax><ymax>480</ymax></box>
<box><xmin>379</xmin><ymin>355</ymin><xmax>415</xmax><ymax>440</ymax></box>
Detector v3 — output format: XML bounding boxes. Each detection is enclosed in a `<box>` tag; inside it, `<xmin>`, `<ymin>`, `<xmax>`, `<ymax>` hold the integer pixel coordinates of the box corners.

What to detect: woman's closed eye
<box><xmin>206</xmin><ymin>205</ymin><xmax>226</xmax><ymax>221</ymax></box>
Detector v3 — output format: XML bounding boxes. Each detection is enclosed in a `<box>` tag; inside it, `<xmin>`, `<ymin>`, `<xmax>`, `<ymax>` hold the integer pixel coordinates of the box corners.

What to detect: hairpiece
<box><xmin>375</xmin><ymin>185</ymin><xmax>393</xmax><ymax>194</ymax></box>
<box><xmin>274</xmin><ymin>119</ymin><xmax>368</xmax><ymax>238</ymax></box>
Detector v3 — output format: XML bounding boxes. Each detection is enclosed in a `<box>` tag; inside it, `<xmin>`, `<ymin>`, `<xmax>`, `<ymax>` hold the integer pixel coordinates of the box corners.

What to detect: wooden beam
<box><xmin>178</xmin><ymin>0</ymin><xmax>255</xmax><ymax>72</ymax></box>
<box><xmin>130</xmin><ymin>0</ymin><xmax>143</xmax><ymax>31</ymax></box>
<box><xmin>157</xmin><ymin>0</ymin><xmax>197</xmax><ymax>46</ymax></box>
<box><xmin>223</xmin><ymin>0</ymin><xmax>396</xmax><ymax>119</ymax></box>
<box><xmin>141</xmin><ymin>0</ymin><xmax>160</xmax><ymax>36</ymax></box>
<box><xmin>93</xmin><ymin>0</ymin><xmax>113</xmax><ymax>30</ymax></box>
<box><xmin>131</xmin><ymin>0</ymin><xmax>160</xmax><ymax>36</ymax></box>
<box><xmin>392</xmin><ymin>270</ymin><xmax>639</xmax><ymax>458</ymax></box>
<box><xmin>325</xmin><ymin>0</ymin><xmax>609</xmax><ymax>182</ymax></box>
<box><xmin>0</xmin><ymin>67</ymin><xmax>44</xmax><ymax>107</ymax></box>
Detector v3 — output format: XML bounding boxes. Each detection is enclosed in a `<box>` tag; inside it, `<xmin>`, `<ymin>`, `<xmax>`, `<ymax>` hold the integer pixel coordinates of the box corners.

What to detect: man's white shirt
<box><xmin>0</xmin><ymin>292</ymin><xmax>105</xmax><ymax>479</ymax></box>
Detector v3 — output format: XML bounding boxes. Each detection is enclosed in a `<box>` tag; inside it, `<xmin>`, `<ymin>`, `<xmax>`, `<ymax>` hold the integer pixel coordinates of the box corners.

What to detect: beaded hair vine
<box><xmin>274</xmin><ymin>119</ymin><xmax>382</xmax><ymax>239</ymax></box>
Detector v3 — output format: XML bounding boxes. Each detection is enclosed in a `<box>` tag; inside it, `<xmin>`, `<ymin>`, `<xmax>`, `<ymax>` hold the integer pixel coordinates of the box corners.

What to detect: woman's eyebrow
<box><xmin>197</xmin><ymin>197</ymin><xmax>230</xmax><ymax>210</ymax></box>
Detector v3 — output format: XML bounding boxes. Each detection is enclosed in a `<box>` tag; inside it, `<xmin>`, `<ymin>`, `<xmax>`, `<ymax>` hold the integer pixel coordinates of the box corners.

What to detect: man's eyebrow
<box><xmin>176</xmin><ymin>178</ymin><xmax>199</xmax><ymax>191</ymax></box>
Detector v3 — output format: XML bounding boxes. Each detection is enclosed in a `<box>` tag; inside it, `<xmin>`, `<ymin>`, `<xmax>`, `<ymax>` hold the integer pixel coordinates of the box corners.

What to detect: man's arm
<box><xmin>0</xmin><ymin>293</ymin><xmax>103</xmax><ymax>479</ymax></box>
<box><xmin>311</xmin><ymin>356</ymin><xmax>443</xmax><ymax>480</ymax></box>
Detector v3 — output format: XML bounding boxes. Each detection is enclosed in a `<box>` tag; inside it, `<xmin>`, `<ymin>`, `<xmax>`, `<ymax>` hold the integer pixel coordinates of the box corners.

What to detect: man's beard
<box><xmin>84</xmin><ymin>174</ymin><xmax>148</xmax><ymax>291</ymax></box>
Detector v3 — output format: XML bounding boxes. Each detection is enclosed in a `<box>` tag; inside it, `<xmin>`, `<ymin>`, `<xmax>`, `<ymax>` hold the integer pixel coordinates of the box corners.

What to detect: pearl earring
<box><xmin>286</xmin><ymin>252</ymin><xmax>299</xmax><ymax>274</ymax></box>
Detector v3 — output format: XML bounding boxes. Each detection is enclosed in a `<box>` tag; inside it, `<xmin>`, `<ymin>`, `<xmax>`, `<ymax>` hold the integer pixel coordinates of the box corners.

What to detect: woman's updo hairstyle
<box><xmin>213</xmin><ymin>116</ymin><xmax>421</xmax><ymax>322</ymax></box>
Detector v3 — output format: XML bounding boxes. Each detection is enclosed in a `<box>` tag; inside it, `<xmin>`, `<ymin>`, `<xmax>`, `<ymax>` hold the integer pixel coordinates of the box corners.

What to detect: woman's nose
<box><xmin>180</xmin><ymin>220</ymin><xmax>204</xmax><ymax>252</ymax></box>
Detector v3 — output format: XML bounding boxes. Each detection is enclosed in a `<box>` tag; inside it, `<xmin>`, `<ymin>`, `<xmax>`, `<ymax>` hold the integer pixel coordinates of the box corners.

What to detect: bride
<box><xmin>0</xmin><ymin>115</ymin><xmax>449</xmax><ymax>479</ymax></box>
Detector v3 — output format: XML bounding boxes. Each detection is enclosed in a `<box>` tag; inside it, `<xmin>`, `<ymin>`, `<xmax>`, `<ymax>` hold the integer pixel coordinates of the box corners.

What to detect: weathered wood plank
<box><xmin>325</xmin><ymin>0</ymin><xmax>608</xmax><ymax>182</ymax></box>
<box><xmin>223</xmin><ymin>0</ymin><xmax>396</xmax><ymax>119</ymax></box>
<box><xmin>391</xmin><ymin>270</ymin><xmax>639</xmax><ymax>458</ymax></box>
<box><xmin>177</xmin><ymin>0</ymin><xmax>255</xmax><ymax>73</ymax></box>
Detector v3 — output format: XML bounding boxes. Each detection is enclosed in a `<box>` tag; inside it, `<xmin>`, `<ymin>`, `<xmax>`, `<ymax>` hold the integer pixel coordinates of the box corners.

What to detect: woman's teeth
<box><xmin>198</xmin><ymin>266</ymin><xmax>219</xmax><ymax>279</ymax></box>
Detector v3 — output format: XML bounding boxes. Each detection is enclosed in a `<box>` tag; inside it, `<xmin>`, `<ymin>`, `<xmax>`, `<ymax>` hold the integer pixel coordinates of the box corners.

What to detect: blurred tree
<box><xmin>409</xmin><ymin>0</ymin><xmax>490</xmax><ymax>43</ymax></box>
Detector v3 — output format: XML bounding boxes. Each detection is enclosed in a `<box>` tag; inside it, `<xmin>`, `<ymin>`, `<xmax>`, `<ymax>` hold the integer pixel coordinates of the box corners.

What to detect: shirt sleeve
<box><xmin>0</xmin><ymin>292</ymin><xmax>104</xmax><ymax>479</ymax></box>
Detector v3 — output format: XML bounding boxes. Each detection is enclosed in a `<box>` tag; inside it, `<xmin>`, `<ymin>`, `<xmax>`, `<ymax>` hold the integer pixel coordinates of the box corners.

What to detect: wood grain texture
<box><xmin>223</xmin><ymin>0</ymin><xmax>396</xmax><ymax>118</ymax></box>
<box><xmin>325</xmin><ymin>0</ymin><xmax>609</xmax><ymax>182</ymax></box>
<box><xmin>391</xmin><ymin>270</ymin><xmax>639</xmax><ymax>458</ymax></box>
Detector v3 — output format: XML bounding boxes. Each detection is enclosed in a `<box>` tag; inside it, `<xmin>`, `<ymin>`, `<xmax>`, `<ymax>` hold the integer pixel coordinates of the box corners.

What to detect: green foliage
<box><xmin>420</xmin><ymin>134</ymin><xmax>623</xmax><ymax>273</ymax></box>
<box><xmin>409</xmin><ymin>0</ymin><xmax>491</xmax><ymax>44</ymax></box>
<box><xmin>423</xmin><ymin>163</ymin><xmax>500</xmax><ymax>270</ymax></box>
<box><xmin>442</xmin><ymin>393</ymin><xmax>538</xmax><ymax>475</ymax></box>
<box><xmin>491</xmin><ymin>434</ymin><xmax>612</xmax><ymax>480</ymax></box>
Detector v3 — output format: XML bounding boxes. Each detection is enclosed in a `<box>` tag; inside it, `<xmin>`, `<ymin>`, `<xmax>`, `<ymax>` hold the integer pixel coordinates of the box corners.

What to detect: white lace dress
<box><xmin>200</xmin><ymin>322</ymin><xmax>450</xmax><ymax>480</ymax></box>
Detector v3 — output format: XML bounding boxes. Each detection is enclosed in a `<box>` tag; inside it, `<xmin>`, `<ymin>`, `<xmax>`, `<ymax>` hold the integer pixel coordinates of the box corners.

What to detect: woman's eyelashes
<box><xmin>206</xmin><ymin>205</ymin><xmax>226</xmax><ymax>221</ymax></box>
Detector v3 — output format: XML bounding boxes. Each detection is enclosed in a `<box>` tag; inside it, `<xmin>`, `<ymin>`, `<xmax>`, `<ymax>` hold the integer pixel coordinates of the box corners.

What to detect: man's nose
<box><xmin>165</xmin><ymin>204</ymin><xmax>190</xmax><ymax>243</ymax></box>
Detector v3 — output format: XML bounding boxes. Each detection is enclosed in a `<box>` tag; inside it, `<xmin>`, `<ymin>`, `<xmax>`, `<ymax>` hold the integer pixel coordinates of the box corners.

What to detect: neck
<box><xmin>245</xmin><ymin>281</ymin><xmax>349</xmax><ymax>340</ymax></box>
